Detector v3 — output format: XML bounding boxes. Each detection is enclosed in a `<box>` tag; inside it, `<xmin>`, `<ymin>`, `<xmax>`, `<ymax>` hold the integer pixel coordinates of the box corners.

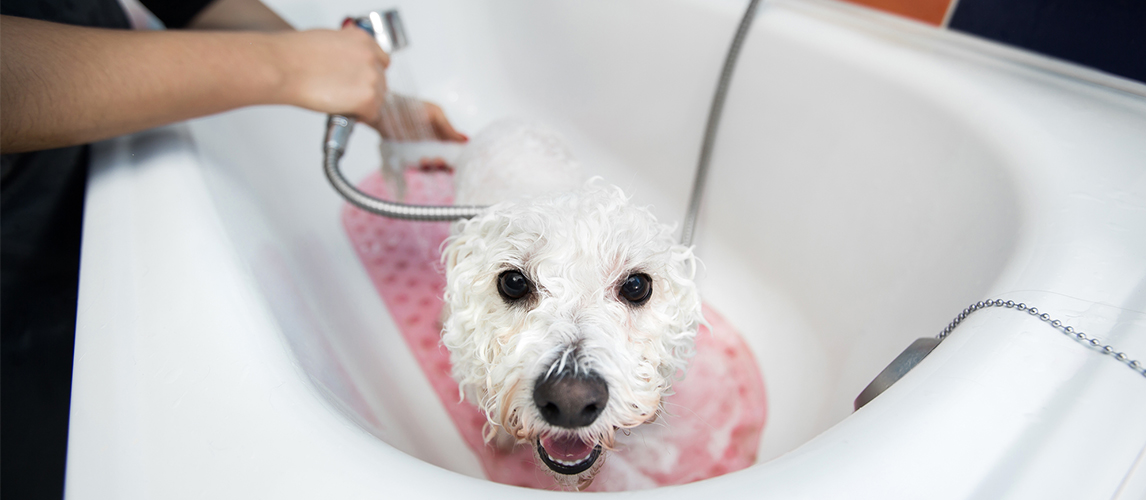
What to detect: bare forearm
<box><xmin>1</xmin><ymin>15</ymin><xmax>389</xmax><ymax>153</ymax></box>
<box><xmin>2</xmin><ymin>16</ymin><xmax>280</xmax><ymax>152</ymax></box>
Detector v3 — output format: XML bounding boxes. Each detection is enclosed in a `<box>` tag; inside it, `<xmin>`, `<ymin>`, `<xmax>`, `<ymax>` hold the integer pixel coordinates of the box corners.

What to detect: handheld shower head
<box><xmin>323</xmin><ymin>10</ymin><xmax>486</xmax><ymax>221</ymax></box>
<box><xmin>347</xmin><ymin>10</ymin><xmax>407</xmax><ymax>54</ymax></box>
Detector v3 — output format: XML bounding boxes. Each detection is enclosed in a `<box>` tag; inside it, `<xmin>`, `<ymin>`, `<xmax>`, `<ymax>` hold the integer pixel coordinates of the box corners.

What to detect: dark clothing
<box><xmin>1</xmin><ymin>0</ymin><xmax>213</xmax><ymax>28</ymax></box>
<box><xmin>140</xmin><ymin>0</ymin><xmax>215</xmax><ymax>31</ymax></box>
<box><xmin>1</xmin><ymin>1</ymin><xmax>213</xmax><ymax>498</ymax></box>
<box><xmin>1</xmin><ymin>146</ymin><xmax>90</xmax><ymax>500</ymax></box>
<box><xmin>0</xmin><ymin>0</ymin><xmax>132</xmax><ymax>29</ymax></box>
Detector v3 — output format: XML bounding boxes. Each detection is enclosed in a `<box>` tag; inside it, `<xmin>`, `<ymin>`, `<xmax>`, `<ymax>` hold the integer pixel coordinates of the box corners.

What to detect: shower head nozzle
<box><xmin>363</xmin><ymin>10</ymin><xmax>408</xmax><ymax>53</ymax></box>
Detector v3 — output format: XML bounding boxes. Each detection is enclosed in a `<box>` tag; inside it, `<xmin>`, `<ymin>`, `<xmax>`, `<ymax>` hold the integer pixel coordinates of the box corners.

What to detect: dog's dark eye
<box><xmin>498</xmin><ymin>270</ymin><xmax>532</xmax><ymax>301</ymax></box>
<box><xmin>619</xmin><ymin>273</ymin><xmax>653</xmax><ymax>305</ymax></box>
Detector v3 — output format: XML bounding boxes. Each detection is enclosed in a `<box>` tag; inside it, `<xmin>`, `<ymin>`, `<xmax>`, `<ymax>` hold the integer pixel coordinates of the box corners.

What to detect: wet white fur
<box><xmin>441</xmin><ymin>121</ymin><xmax>704</xmax><ymax>479</ymax></box>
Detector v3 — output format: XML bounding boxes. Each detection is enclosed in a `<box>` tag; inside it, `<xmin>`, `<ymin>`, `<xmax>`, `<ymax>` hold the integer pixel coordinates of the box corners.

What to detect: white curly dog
<box><xmin>441</xmin><ymin>120</ymin><xmax>704</xmax><ymax>488</ymax></box>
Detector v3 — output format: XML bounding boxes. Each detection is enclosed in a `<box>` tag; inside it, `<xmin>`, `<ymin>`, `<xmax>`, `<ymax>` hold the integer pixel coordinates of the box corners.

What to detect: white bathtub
<box><xmin>67</xmin><ymin>0</ymin><xmax>1146</xmax><ymax>498</ymax></box>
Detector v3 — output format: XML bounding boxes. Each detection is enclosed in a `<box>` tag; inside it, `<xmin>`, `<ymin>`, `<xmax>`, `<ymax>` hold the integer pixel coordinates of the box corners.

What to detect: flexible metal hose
<box><xmin>680</xmin><ymin>0</ymin><xmax>762</xmax><ymax>247</ymax></box>
<box><xmin>323</xmin><ymin>115</ymin><xmax>486</xmax><ymax>221</ymax></box>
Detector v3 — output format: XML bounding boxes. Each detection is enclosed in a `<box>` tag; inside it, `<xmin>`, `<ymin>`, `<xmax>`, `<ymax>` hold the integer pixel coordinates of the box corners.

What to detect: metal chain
<box><xmin>939</xmin><ymin>299</ymin><xmax>1146</xmax><ymax>377</ymax></box>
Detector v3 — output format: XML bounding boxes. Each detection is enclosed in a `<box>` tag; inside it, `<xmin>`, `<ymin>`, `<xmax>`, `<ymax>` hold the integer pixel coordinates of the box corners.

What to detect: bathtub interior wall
<box><xmin>700</xmin><ymin>2</ymin><xmax>1026</xmax><ymax>457</ymax></box>
<box><xmin>186</xmin><ymin>0</ymin><xmax>1030</xmax><ymax>478</ymax></box>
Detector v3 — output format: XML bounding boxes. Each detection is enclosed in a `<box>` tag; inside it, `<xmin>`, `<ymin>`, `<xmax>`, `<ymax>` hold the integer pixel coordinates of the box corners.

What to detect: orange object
<box><xmin>839</xmin><ymin>0</ymin><xmax>952</xmax><ymax>25</ymax></box>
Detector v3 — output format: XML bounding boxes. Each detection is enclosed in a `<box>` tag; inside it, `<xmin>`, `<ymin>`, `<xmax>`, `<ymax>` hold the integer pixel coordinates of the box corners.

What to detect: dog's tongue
<box><xmin>540</xmin><ymin>435</ymin><xmax>594</xmax><ymax>463</ymax></box>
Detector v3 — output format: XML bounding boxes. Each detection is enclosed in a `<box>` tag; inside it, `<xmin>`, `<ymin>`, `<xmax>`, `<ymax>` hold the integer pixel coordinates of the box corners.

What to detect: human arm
<box><xmin>0</xmin><ymin>15</ymin><xmax>393</xmax><ymax>153</ymax></box>
<box><xmin>1</xmin><ymin>9</ymin><xmax>463</xmax><ymax>154</ymax></box>
<box><xmin>185</xmin><ymin>0</ymin><xmax>467</xmax><ymax>142</ymax></box>
<box><xmin>186</xmin><ymin>0</ymin><xmax>466</xmax><ymax>142</ymax></box>
<box><xmin>184</xmin><ymin>0</ymin><xmax>468</xmax><ymax>142</ymax></box>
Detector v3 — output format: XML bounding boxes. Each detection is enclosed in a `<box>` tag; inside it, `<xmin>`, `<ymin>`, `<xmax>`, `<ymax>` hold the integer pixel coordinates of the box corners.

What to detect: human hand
<box><xmin>423</xmin><ymin>101</ymin><xmax>468</xmax><ymax>143</ymax></box>
<box><xmin>375</xmin><ymin>95</ymin><xmax>468</xmax><ymax>143</ymax></box>
<box><xmin>0</xmin><ymin>16</ymin><xmax>462</xmax><ymax>153</ymax></box>
<box><xmin>270</xmin><ymin>26</ymin><xmax>465</xmax><ymax>143</ymax></box>
<box><xmin>270</xmin><ymin>24</ymin><xmax>390</xmax><ymax>126</ymax></box>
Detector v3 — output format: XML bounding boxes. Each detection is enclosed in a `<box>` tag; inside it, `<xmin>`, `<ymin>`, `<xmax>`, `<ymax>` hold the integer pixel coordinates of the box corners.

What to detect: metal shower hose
<box><xmin>323</xmin><ymin>116</ymin><xmax>486</xmax><ymax>221</ymax></box>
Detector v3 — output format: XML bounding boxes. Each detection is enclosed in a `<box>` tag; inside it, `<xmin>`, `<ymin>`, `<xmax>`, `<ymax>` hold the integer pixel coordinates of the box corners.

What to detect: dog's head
<box><xmin>441</xmin><ymin>181</ymin><xmax>703</xmax><ymax>486</ymax></box>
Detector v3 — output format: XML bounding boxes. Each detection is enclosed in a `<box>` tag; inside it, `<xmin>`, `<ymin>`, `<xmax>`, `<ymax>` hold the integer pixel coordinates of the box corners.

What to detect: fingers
<box><xmin>269</xmin><ymin>27</ymin><xmax>392</xmax><ymax>127</ymax></box>
<box><xmin>318</xmin><ymin>24</ymin><xmax>388</xmax><ymax>127</ymax></box>
<box><xmin>371</xmin><ymin>99</ymin><xmax>467</xmax><ymax>143</ymax></box>
<box><xmin>340</xmin><ymin>22</ymin><xmax>390</xmax><ymax>69</ymax></box>
<box><xmin>317</xmin><ymin>26</ymin><xmax>458</xmax><ymax>144</ymax></box>
<box><xmin>425</xmin><ymin>102</ymin><xmax>468</xmax><ymax>142</ymax></box>
<box><xmin>358</xmin><ymin>58</ymin><xmax>388</xmax><ymax>125</ymax></box>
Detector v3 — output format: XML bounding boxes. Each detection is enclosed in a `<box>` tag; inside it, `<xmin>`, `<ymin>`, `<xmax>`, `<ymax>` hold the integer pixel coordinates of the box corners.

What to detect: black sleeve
<box><xmin>0</xmin><ymin>0</ymin><xmax>132</xmax><ymax>29</ymax></box>
<box><xmin>139</xmin><ymin>0</ymin><xmax>218</xmax><ymax>29</ymax></box>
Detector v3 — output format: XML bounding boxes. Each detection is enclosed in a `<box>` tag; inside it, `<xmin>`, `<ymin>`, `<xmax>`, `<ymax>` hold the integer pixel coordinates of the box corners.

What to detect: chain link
<box><xmin>938</xmin><ymin>299</ymin><xmax>1146</xmax><ymax>378</ymax></box>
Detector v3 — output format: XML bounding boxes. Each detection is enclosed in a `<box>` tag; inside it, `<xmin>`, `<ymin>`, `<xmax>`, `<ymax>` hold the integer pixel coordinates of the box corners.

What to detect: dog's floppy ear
<box><xmin>441</xmin><ymin>221</ymin><xmax>481</xmax><ymax>274</ymax></box>
<box><xmin>441</xmin><ymin>233</ymin><xmax>463</xmax><ymax>272</ymax></box>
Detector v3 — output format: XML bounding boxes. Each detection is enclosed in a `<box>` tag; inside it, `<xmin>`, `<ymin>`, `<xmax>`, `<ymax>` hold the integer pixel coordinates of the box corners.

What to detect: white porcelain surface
<box><xmin>68</xmin><ymin>0</ymin><xmax>1146</xmax><ymax>498</ymax></box>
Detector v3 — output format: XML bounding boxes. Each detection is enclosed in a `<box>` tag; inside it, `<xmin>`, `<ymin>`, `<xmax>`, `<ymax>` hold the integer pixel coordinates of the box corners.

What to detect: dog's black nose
<box><xmin>533</xmin><ymin>372</ymin><xmax>608</xmax><ymax>428</ymax></box>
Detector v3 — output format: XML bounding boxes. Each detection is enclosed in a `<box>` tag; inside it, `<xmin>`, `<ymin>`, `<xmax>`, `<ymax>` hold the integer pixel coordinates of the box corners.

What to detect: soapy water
<box><xmin>342</xmin><ymin>169</ymin><xmax>768</xmax><ymax>491</ymax></box>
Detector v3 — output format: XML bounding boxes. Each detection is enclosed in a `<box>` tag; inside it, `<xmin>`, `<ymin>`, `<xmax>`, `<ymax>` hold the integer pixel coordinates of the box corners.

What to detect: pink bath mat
<box><xmin>342</xmin><ymin>170</ymin><xmax>767</xmax><ymax>491</ymax></box>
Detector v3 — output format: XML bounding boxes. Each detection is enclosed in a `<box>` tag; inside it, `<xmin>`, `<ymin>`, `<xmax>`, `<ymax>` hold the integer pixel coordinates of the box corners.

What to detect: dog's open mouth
<box><xmin>536</xmin><ymin>435</ymin><xmax>601</xmax><ymax>475</ymax></box>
